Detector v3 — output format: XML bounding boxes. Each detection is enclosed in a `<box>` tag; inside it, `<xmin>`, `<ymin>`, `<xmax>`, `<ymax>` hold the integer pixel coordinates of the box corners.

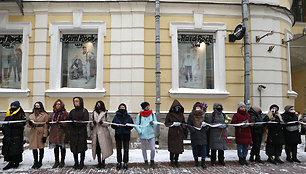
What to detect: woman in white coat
<box><xmin>91</xmin><ymin>100</ymin><xmax>113</xmax><ymax>169</ymax></box>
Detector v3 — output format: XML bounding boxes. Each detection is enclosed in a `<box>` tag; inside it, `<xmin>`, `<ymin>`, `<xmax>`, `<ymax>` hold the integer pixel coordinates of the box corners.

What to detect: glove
<box><xmin>28</xmin><ymin>120</ymin><xmax>33</xmax><ymax>126</ymax></box>
<box><xmin>173</xmin><ymin>122</ymin><xmax>181</xmax><ymax>127</ymax></box>
<box><xmin>42</xmin><ymin>137</ymin><xmax>47</xmax><ymax>143</ymax></box>
<box><xmin>241</xmin><ymin>120</ymin><xmax>249</xmax><ymax>128</ymax></box>
<box><xmin>201</xmin><ymin>122</ymin><xmax>207</xmax><ymax>127</ymax></box>
<box><xmin>93</xmin><ymin>120</ymin><xmax>97</xmax><ymax>125</ymax></box>
<box><xmin>219</xmin><ymin>124</ymin><xmax>227</xmax><ymax>129</ymax></box>
<box><xmin>99</xmin><ymin>120</ymin><xmax>103</xmax><ymax>125</ymax></box>
<box><xmin>46</xmin><ymin>121</ymin><xmax>50</xmax><ymax>125</ymax></box>
<box><xmin>150</xmin><ymin>121</ymin><xmax>154</xmax><ymax>126</ymax></box>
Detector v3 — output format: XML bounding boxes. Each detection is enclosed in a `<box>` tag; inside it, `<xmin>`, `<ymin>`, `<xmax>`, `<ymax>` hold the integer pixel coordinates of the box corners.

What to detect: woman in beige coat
<box><xmin>28</xmin><ymin>102</ymin><xmax>49</xmax><ymax>169</ymax></box>
<box><xmin>91</xmin><ymin>100</ymin><xmax>113</xmax><ymax>169</ymax></box>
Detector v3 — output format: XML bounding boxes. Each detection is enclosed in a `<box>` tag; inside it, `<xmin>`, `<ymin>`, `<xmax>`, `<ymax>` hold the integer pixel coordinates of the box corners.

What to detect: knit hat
<box><xmin>237</xmin><ymin>102</ymin><xmax>246</xmax><ymax>109</ymax></box>
<box><xmin>141</xmin><ymin>102</ymin><xmax>150</xmax><ymax>110</ymax></box>
<box><xmin>251</xmin><ymin>105</ymin><xmax>261</xmax><ymax>114</ymax></box>
<box><xmin>10</xmin><ymin>101</ymin><xmax>20</xmax><ymax>108</ymax></box>
<box><xmin>284</xmin><ymin>105</ymin><xmax>294</xmax><ymax>112</ymax></box>
<box><xmin>269</xmin><ymin>104</ymin><xmax>279</xmax><ymax>111</ymax></box>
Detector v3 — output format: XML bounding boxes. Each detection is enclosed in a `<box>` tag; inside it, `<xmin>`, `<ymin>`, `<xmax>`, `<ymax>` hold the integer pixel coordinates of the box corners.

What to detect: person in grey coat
<box><xmin>205</xmin><ymin>103</ymin><xmax>228</xmax><ymax>166</ymax></box>
<box><xmin>187</xmin><ymin>102</ymin><xmax>208</xmax><ymax>169</ymax></box>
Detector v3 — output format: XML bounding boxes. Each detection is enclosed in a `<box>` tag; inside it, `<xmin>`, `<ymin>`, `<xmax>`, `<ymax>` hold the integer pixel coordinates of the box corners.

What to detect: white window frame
<box><xmin>169</xmin><ymin>21</ymin><xmax>229</xmax><ymax>98</ymax></box>
<box><xmin>0</xmin><ymin>10</ymin><xmax>31</xmax><ymax>97</ymax></box>
<box><xmin>46</xmin><ymin>15</ymin><xmax>106</xmax><ymax>98</ymax></box>
<box><xmin>285</xmin><ymin>29</ymin><xmax>298</xmax><ymax>98</ymax></box>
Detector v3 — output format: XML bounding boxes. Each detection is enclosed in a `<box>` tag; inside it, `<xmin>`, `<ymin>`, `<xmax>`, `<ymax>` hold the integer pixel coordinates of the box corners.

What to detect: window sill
<box><xmin>0</xmin><ymin>88</ymin><xmax>30</xmax><ymax>97</ymax></box>
<box><xmin>45</xmin><ymin>88</ymin><xmax>106</xmax><ymax>98</ymax></box>
<box><xmin>169</xmin><ymin>88</ymin><xmax>229</xmax><ymax>98</ymax></box>
<box><xmin>287</xmin><ymin>91</ymin><xmax>298</xmax><ymax>99</ymax></box>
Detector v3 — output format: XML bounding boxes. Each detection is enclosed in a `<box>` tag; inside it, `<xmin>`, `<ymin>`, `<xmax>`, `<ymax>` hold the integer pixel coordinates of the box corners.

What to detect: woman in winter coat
<box><xmin>248</xmin><ymin>105</ymin><xmax>264</xmax><ymax>163</ymax></box>
<box><xmin>2</xmin><ymin>101</ymin><xmax>26</xmax><ymax>170</ymax></box>
<box><xmin>281</xmin><ymin>105</ymin><xmax>301</xmax><ymax>163</ymax></box>
<box><xmin>111</xmin><ymin>103</ymin><xmax>134</xmax><ymax>170</ymax></box>
<box><xmin>90</xmin><ymin>100</ymin><xmax>113</xmax><ymax>169</ymax></box>
<box><xmin>165</xmin><ymin>99</ymin><xmax>186</xmax><ymax>168</ymax></box>
<box><xmin>264</xmin><ymin>104</ymin><xmax>285</xmax><ymax>164</ymax></box>
<box><xmin>48</xmin><ymin>99</ymin><xmax>68</xmax><ymax>168</ymax></box>
<box><xmin>28</xmin><ymin>102</ymin><xmax>49</xmax><ymax>169</ymax></box>
<box><xmin>205</xmin><ymin>103</ymin><xmax>228</xmax><ymax>166</ymax></box>
<box><xmin>135</xmin><ymin>102</ymin><xmax>157</xmax><ymax>168</ymax></box>
<box><xmin>187</xmin><ymin>102</ymin><xmax>208</xmax><ymax>169</ymax></box>
<box><xmin>67</xmin><ymin>97</ymin><xmax>89</xmax><ymax>170</ymax></box>
<box><xmin>231</xmin><ymin>102</ymin><xmax>252</xmax><ymax>166</ymax></box>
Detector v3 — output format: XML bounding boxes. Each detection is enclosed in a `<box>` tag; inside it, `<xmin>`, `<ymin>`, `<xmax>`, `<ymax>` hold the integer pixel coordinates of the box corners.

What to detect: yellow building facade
<box><xmin>0</xmin><ymin>0</ymin><xmax>299</xmax><ymax>114</ymax></box>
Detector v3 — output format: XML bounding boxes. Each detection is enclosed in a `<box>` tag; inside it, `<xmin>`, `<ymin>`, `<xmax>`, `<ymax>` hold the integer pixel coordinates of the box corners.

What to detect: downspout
<box><xmin>242</xmin><ymin>0</ymin><xmax>250</xmax><ymax>109</ymax></box>
<box><xmin>155</xmin><ymin>0</ymin><xmax>161</xmax><ymax>140</ymax></box>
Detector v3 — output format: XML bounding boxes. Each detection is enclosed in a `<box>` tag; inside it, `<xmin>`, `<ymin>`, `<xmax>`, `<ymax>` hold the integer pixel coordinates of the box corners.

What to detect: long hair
<box><xmin>53</xmin><ymin>99</ymin><xmax>66</xmax><ymax>112</ymax></box>
<box><xmin>94</xmin><ymin>100</ymin><xmax>106</xmax><ymax>112</ymax></box>
<box><xmin>31</xmin><ymin>101</ymin><xmax>47</xmax><ymax>114</ymax></box>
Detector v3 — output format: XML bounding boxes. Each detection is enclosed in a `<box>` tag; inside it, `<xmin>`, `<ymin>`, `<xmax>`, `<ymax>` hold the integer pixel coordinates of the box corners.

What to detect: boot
<box><xmin>123</xmin><ymin>163</ymin><xmax>128</xmax><ymax>170</ymax></box>
<box><xmin>255</xmin><ymin>155</ymin><xmax>264</xmax><ymax>164</ymax></box>
<box><xmin>36</xmin><ymin>149</ymin><xmax>44</xmax><ymax>169</ymax></box>
<box><xmin>101</xmin><ymin>160</ymin><xmax>106</xmax><ymax>169</ymax></box>
<box><xmin>274</xmin><ymin>156</ymin><xmax>284</xmax><ymax>164</ymax></box>
<box><xmin>267</xmin><ymin>156</ymin><xmax>277</xmax><ymax>164</ymax></box>
<box><xmin>73</xmin><ymin>153</ymin><xmax>79</xmax><ymax>170</ymax></box>
<box><xmin>52</xmin><ymin>161</ymin><xmax>59</xmax><ymax>168</ymax></box>
<box><xmin>116</xmin><ymin>162</ymin><xmax>121</xmax><ymax>170</ymax></box>
<box><xmin>59</xmin><ymin>148</ymin><xmax>66</xmax><ymax>168</ymax></box>
<box><xmin>292</xmin><ymin>157</ymin><xmax>301</xmax><ymax>163</ymax></box>
<box><xmin>219</xmin><ymin>160</ymin><xmax>226</xmax><ymax>166</ymax></box>
<box><xmin>174</xmin><ymin>161</ymin><xmax>179</xmax><ymax>168</ymax></box>
<box><xmin>170</xmin><ymin>153</ymin><xmax>175</xmax><ymax>167</ymax></box>
<box><xmin>144</xmin><ymin>160</ymin><xmax>149</xmax><ymax>169</ymax></box>
<box><xmin>59</xmin><ymin>161</ymin><xmax>65</xmax><ymax>168</ymax></box>
<box><xmin>150</xmin><ymin>160</ymin><xmax>156</xmax><ymax>169</ymax></box>
<box><xmin>32</xmin><ymin>150</ymin><xmax>39</xmax><ymax>169</ymax></box>
<box><xmin>243</xmin><ymin>157</ymin><xmax>249</xmax><ymax>166</ymax></box>
<box><xmin>239</xmin><ymin>157</ymin><xmax>244</xmax><ymax>165</ymax></box>
<box><xmin>53</xmin><ymin>148</ymin><xmax>59</xmax><ymax>168</ymax></box>
<box><xmin>286</xmin><ymin>157</ymin><xmax>293</xmax><ymax>162</ymax></box>
<box><xmin>194</xmin><ymin>157</ymin><xmax>199</xmax><ymax>167</ymax></box>
<box><xmin>249</xmin><ymin>155</ymin><xmax>254</xmax><ymax>162</ymax></box>
<box><xmin>13</xmin><ymin>162</ymin><xmax>20</xmax><ymax>168</ymax></box>
<box><xmin>79</xmin><ymin>152</ymin><xmax>85</xmax><ymax>170</ymax></box>
<box><xmin>3</xmin><ymin>162</ymin><xmax>14</xmax><ymax>170</ymax></box>
<box><xmin>201</xmin><ymin>159</ymin><xmax>207</xmax><ymax>169</ymax></box>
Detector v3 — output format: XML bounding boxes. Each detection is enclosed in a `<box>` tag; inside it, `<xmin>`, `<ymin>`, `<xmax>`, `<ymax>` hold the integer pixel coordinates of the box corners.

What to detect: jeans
<box><xmin>140</xmin><ymin>138</ymin><xmax>156</xmax><ymax>161</ymax></box>
<box><xmin>192</xmin><ymin>145</ymin><xmax>207</xmax><ymax>159</ymax></box>
<box><xmin>237</xmin><ymin>144</ymin><xmax>248</xmax><ymax>158</ymax></box>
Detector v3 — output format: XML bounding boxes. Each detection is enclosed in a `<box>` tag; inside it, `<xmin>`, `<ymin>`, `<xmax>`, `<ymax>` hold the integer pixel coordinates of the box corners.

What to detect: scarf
<box><xmin>140</xmin><ymin>110</ymin><xmax>153</xmax><ymax>117</ymax></box>
<box><xmin>191</xmin><ymin>110</ymin><xmax>204</xmax><ymax>128</ymax></box>
<box><xmin>6</xmin><ymin>107</ymin><xmax>20</xmax><ymax>117</ymax></box>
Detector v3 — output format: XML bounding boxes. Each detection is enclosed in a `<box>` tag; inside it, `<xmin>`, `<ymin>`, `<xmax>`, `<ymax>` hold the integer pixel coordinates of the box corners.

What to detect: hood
<box><xmin>213</xmin><ymin>103</ymin><xmax>223</xmax><ymax>112</ymax></box>
<box><xmin>169</xmin><ymin>99</ymin><xmax>184</xmax><ymax>113</ymax></box>
<box><xmin>73</xmin><ymin>96</ymin><xmax>84</xmax><ymax>109</ymax></box>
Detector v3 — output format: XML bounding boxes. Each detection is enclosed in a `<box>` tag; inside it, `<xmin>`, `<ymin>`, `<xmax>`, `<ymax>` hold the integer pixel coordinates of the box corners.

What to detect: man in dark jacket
<box><xmin>2</xmin><ymin>101</ymin><xmax>26</xmax><ymax>170</ymax></box>
<box><xmin>187</xmin><ymin>102</ymin><xmax>208</xmax><ymax>169</ymax></box>
<box><xmin>67</xmin><ymin>97</ymin><xmax>89</xmax><ymax>170</ymax></box>
<box><xmin>282</xmin><ymin>105</ymin><xmax>301</xmax><ymax>163</ymax></box>
<box><xmin>111</xmin><ymin>103</ymin><xmax>134</xmax><ymax>170</ymax></box>
<box><xmin>248</xmin><ymin>106</ymin><xmax>264</xmax><ymax>163</ymax></box>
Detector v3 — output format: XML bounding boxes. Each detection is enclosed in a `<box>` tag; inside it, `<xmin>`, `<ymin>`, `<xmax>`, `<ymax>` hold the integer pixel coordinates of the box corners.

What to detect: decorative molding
<box><xmin>169</xmin><ymin>21</ymin><xmax>229</xmax><ymax>98</ymax></box>
<box><xmin>48</xmin><ymin>18</ymin><xmax>106</xmax><ymax>97</ymax></box>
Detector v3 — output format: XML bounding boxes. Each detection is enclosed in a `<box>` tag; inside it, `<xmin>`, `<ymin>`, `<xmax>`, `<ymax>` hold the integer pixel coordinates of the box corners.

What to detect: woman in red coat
<box><xmin>231</xmin><ymin>102</ymin><xmax>252</xmax><ymax>166</ymax></box>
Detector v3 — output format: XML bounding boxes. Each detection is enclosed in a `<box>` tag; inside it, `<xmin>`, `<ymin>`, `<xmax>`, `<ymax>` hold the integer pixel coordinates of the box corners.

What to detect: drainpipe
<box><xmin>242</xmin><ymin>0</ymin><xmax>250</xmax><ymax>109</ymax></box>
<box><xmin>155</xmin><ymin>0</ymin><xmax>161</xmax><ymax>140</ymax></box>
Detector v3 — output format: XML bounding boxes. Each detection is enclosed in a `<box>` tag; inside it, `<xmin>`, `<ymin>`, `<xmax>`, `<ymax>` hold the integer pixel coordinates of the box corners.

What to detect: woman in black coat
<box><xmin>248</xmin><ymin>106</ymin><xmax>264</xmax><ymax>163</ymax></box>
<box><xmin>2</xmin><ymin>101</ymin><xmax>26</xmax><ymax>170</ymax></box>
<box><xmin>264</xmin><ymin>104</ymin><xmax>285</xmax><ymax>164</ymax></box>
<box><xmin>281</xmin><ymin>105</ymin><xmax>301</xmax><ymax>163</ymax></box>
<box><xmin>187</xmin><ymin>102</ymin><xmax>208</xmax><ymax>169</ymax></box>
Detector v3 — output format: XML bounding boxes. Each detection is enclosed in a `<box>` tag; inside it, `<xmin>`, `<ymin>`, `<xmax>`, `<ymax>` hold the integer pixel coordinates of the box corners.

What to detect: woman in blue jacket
<box><xmin>135</xmin><ymin>102</ymin><xmax>157</xmax><ymax>168</ymax></box>
<box><xmin>111</xmin><ymin>103</ymin><xmax>134</xmax><ymax>170</ymax></box>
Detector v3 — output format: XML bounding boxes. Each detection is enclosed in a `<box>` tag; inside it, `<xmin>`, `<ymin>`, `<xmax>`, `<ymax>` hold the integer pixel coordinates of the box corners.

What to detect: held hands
<box><xmin>99</xmin><ymin>120</ymin><xmax>103</xmax><ymax>125</ymax></box>
<box><xmin>173</xmin><ymin>122</ymin><xmax>181</xmax><ymax>127</ymax></box>
<box><xmin>201</xmin><ymin>122</ymin><xmax>207</xmax><ymax>127</ymax></box>
<box><xmin>150</xmin><ymin>121</ymin><xmax>154</xmax><ymax>126</ymax></box>
<box><xmin>219</xmin><ymin>124</ymin><xmax>228</xmax><ymax>129</ymax></box>
<box><xmin>241</xmin><ymin>120</ymin><xmax>249</xmax><ymax>128</ymax></box>
<box><xmin>93</xmin><ymin>120</ymin><xmax>97</xmax><ymax>125</ymax></box>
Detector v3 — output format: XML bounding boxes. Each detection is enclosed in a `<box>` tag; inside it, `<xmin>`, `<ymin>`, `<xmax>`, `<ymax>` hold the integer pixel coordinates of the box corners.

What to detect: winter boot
<box><xmin>116</xmin><ymin>163</ymin><xmax>121</xmax><ymax>170</ymax></box>
<box><xmin>219</xmin><ymin>160</ymin><xmax>226</xmax><ymax>166</ymax></box>
<box><xmin>13</xmin><ymin>162</ymin><xmax>20</xmax><ymax>168</ymax></box>
<box><xmin>59</xmin><ymin>161</ymin><xmax>65</xmax><ymax>168</ymax></box>
<box><xmin>249</xmin><ymin>155</ymin><xmax>254</xmax><ymax>162</ymax></box>
<box><xmin>123</xmin><ymin>163</ymin><xmax>128</xmax><ymax>170</ymax></box>
<box><xmin>194</xmin><ymin>157</ymin><xmax>199</xmax><ymax>167</ymax></box>
<box><xmin>52</xmin><ymin>161</ymin><xmax>59</xmax><ymax>168</ymax></box>
<box><xmin>255</xmin><ymin>155</ymin><xmax>264</xmax><ymax>164</ymax></box>
<box><xmin>32</xmin><ymin>150</ymin><xmax>39</xmax><ymax>169</ymax></box>
<box><xmin>101</xmin><ymin>160</ymin><xmax>106</xmax><ymax>169</ymax></box>
<box><xmin>73</xmin><ymin>153</ymin><xmax>79</xmax><ymax>170</ymax></box>
<box><xmin>53</xmin><ymin>147</ymin><xmax>60</xmax><ymax>168</ymax></box>
<box><xmin>239</xmin><ymin>157</ymin><xmax>244</xmax><ymax>165</ymax></box>
<box><xmin>144</xmin><ymin>160</ymin><xmax>149</xmax><ymax>169</ymax></box>
<box><xmin>79</xmin><ymin>152</ymin><xmax>85</xmax><ymax>170</ymax></box>
<box><xmin>267</xmin><ymin>156</ymin><xmax>277</xmax><ymax>164</ymax></box>
<box><xmin>201</xmin><ymin>159</ymin><xmax>207</xmax><ymax>169</ymax></box>
<box><xmin>3</xmin><ymin>162</ymin><xmax>14</xmax><ymax>170</ymax></box>
<box><xmin>150</xmin><ymin>160</ymin><xmax>156</xmax><ymax>169</ymax></box>
<box><xmin>292</xmin><ymin>157</ymin><xmax>301</xmax><ymax>163</ymax></box>
<box><xmin>275</xmin><ymin>156</ymin><xmax>284</xmax><ymax>164</ymax></box>
<box><xmin>59</xmin><ymin>148</ymin><xmax>66</xmax><ymax>168</ymax></box>
<box><xmin>36</xmin><ymin>149</ymin><xmax>44</xmax><ymax>169</ymax></box>
<box><xmin>243</xmin><ymin>157</ymin><xmax>249</xmax><ymax>166</ymax></box>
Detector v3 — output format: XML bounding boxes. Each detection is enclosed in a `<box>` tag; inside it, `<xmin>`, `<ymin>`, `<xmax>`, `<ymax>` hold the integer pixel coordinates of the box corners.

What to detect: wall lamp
<box><xmin>256</xmin><ymin>31</ymin><xmax>274</xmax><ymax>42</ymax></box>
<box><xmin>282</xmin><ymin>27</ymin><xmax>306</xmax><ymax>44</ymax></box>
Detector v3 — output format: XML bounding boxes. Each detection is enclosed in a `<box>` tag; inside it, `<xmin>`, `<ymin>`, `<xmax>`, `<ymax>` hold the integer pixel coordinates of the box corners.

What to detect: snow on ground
<box><xmin>0</xmin><ymin>135</ymin><xmax>305</xmax><ymax>172</ymax></box>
